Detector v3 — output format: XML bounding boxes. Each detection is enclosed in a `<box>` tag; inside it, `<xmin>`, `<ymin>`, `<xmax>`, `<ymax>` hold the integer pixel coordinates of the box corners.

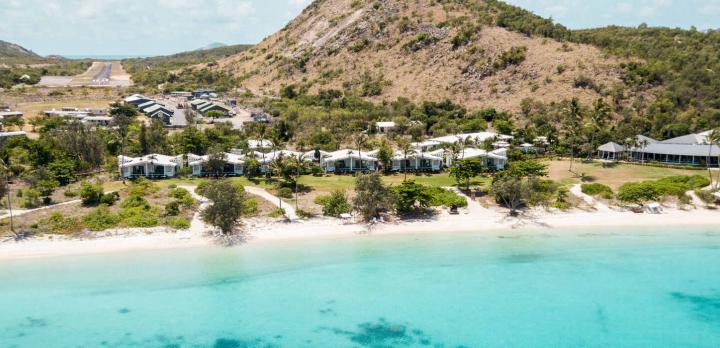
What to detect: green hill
<box><xmin>0</xmin><ymin>39</ymin><xmax>38</xmax><ymax>58</ymax></box>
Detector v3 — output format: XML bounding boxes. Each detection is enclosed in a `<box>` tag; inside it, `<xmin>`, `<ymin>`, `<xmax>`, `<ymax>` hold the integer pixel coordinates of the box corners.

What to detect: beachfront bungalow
<box><xmin>376</xmin><ymin>121</ymin><xmax>396</xmax><ymax>134</ymax></box>
<box><xmin>323</xmin><ymin>149</ymin><xmax>378</xmax><ymax>173</ymax></box>
<box><xmin>304</xmin><ymin>149</ymin><xmax>332</xmax><ymax>164</ymax></box>
<box><xmin>412</xmin><ymin>140</ymin><xmax>442</xmax><ymax>152</ymax></box>
<box><xmin>187</xmin><ymin>153</ymin><xmax>245</xmax><ymax>177</ymax></box>
<box><xmin>434</xmin><ymin>148</ymin><xmax>508</xmax><ymax>170</ymax></box>
<box><xmin>118</xmin><ymin>154</ymin><xmax>183</xmax><ymax>179</ymax></box>
<box><xmin>598</xmin><ymin>131</ymin><xmax>720</xmax><ymax>167</ymax></box>
<box><xmin>430</xmin><ymin>132</ymin><xmax>514</xmax><ymax>148</ymax></box>
<box><xmin>391</xmin><ymin>150</ymin><xmax>443</xmax><ymax>172</ymax></box>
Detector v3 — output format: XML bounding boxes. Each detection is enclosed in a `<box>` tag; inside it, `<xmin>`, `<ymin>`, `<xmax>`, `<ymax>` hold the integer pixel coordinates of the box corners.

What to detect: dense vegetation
<box><xmin>122</xmin><ymin>44</ymin><xmax>251</xmax><ymax>92</ymax></box>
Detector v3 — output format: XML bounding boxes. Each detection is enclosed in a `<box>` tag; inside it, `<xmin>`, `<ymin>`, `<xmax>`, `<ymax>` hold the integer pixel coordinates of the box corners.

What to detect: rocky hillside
<box><xmin>217</xmin><ymin>0</ymin><xmax>627</xmax><ymax>112</ymax></box>
<box><xmin>0</xmin><ymin>40</ymin><xmax>38</xmax><ymax>58</ymax></box>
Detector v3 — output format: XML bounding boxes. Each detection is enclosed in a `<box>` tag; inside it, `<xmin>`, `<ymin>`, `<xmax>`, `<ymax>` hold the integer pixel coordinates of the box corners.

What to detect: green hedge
<box><xmin>581</xmin><ymin>183</ymin><xmax>614</xmax><ymax>199</ymax></box>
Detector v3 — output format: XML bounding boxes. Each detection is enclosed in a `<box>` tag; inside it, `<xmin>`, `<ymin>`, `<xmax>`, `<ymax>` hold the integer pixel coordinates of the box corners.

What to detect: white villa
<box><xmin>430</xmin><ymin>147</ymin><xmax>508</xmax><ymax>170</ymax></box>
<box><xmin>187</xmin><ymin>153</ymin><xmax>245</xmax><ymax>176</ymax></box>
<box><xmin>598</xmin><ymin>131</ymin><xmax>720</xmax><ymax>166</ymax></box>
<box><xmin>376</xmin><ymin>121</ymin><xmax>396</xmax><ymax>134</ymax></box>
<box><xmin>118</xmin><ymin>154</ymin><xmax>184</xmax><ymax>179</ymax></box>
<box><xmin>430</xmin><ymin>131</ymin><xmax>513</xmax><ymax>145</ymax></box>
<box><xmin>390</xmin><ymin>150</ymin><xmax>443</xmax><ymax>172</ymax></box>
<box><xmin>323</xmin><ymin>149</ymin><xmax>378</xmax><ymax>173</ymax></box>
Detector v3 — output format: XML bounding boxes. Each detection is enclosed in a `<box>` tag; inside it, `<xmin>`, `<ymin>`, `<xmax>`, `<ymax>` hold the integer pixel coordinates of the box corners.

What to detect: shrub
<box><xmin>128</xmin><ymin>178</ymin><xmax>159</xmax><ymax>196</ymax></box>
<box><xmin>44</xmin><ymin>212</ymin><xmax>83</xmax><ymax>234</ymax></box>
<box><xmin>63</xmin><ymin>189</ymin><xmax>78</xmax><ymax>197</ymax></box>
<box><xmin>119</xmin><ymin>206</ymin><xmax>160</xmax><ymax>227</ymax></box>
<box><xmin>277</xmin><ymin>187</ymin><xmax>293</xmax><ymax>199</ymax></box>
<box><xmin>165</xmin><ymin>216</ymin><xmax>190</xmax><ymax>230</ymax></box>
<box><xmin>581</xmin><ymin>183</ymin><xmax>614</xmax><ymax>199</ymax></box>
<box><xmin>269</xmin><ymin>208</ymin><xmax>286</xmax><ymax>218</ymax></box>
<box><xmin>296</xmin><ymin>209</ymin><xmax>315</xmax><ymax>218</ymax></box>
<box><xmin>79</xmin><ymin>182</ymin><xmax>104</xmax><ymax>206</ymax></box>
<box><xmin>20</xmin><ymin>188</ymin><xmax>42</xmax><ymax>208</ymax></box>
<box><xmin>169</xmin><ymin>188</ymin><xmax>195</xmax><ymax>207</ymax></box>
<box><xmin>165</xmin><ymin>201</ymin><xmax>181</xmax><ymax>216</ymax></box>
<box><xmin>100</xmin><ymin>192</ymin><xmax>119</xmax><ymax>206</ymax></box>
<box><xmin>121</xmin><ymin>195</ymin><xmax>150</xmax><ymax>209</ymax></box>
<box><xmin>493</xmin><ymin>46</ymin><xmax>527</xmax><ymax>70</ymax></box>
<box><xmin>315</xmin><ymin>190</ymin><xmax>352</xmax><ymax>217</ymax></box>
<box><xmin>242</xmin><ymin>197</ymin><xmax>259</xmax><ymax>217</ymax></box>
<box><xmin>617</xmin><ymin>182</ymin><xmax>659</xmax><ymax>204</ymax></box>
<box><xmin>695</xmin><ymin>190</ymin><xmax>716</xmax><ymax>204</ymax></box>
<box><xmin>426</xmin><ymin>187</ymin><xmax>468</xmax><ymax>208</ymax></box>
<box><xmin>83</xmin><ymin>205</ymin><xmax>120</xmax><ymax>231</ymax></box>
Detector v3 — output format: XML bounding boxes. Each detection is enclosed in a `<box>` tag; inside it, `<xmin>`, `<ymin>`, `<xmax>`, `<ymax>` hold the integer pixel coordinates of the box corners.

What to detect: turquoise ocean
<box><xmin>1</xmin><ymin>227</ymin><xmax>719</xmax><ymax>347</ymax></box>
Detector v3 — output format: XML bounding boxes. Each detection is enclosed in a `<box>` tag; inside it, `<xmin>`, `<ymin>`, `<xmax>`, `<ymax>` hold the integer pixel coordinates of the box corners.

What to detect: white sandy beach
<box><xmin>1</xmin><ymin>199</ymin><xmax>719</xmax><ymax>261</ymax></box>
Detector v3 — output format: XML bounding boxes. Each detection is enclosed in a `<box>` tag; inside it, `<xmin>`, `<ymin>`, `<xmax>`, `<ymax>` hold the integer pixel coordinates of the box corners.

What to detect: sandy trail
<box><xmin>244</xmin><ymin>186</ymin><xmax>298</xmax><ymax>220</ymax></box>
<box><xmin>570</xmin><ymin>184</ymin><xmax>612</xmax><ymax>212</ymax></box>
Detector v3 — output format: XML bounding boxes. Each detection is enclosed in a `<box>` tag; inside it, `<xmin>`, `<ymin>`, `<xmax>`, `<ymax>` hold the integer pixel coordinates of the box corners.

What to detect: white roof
<box><xmin>326</xmin><ymin>149</ymin><xmax>378</xmax><ymax>162</ymax></box>
<box><xmin>376</xmin><ymin>121</ymin><xmax>396</xmax><ymax>128</ymax></box>
<box><xmin>0</xmin><ymin>131</ymin><xmax>27</xmax><ymax>138</ymax></box>
<box><xmin>187</xmin><ymin>152</ymin><xmax>245</xmax><ymax>166</ymax></box>
<box><xmin>458</xmin><ymin>148</ymin><xmax>507</xmax><ymax>161</ymax></box>
<box><xmin>0</xmin><ymin>111</ymin><xmax>23</xmax><ymax>117</ymax></box>
<box><xmin>118</xmin><ymin>154</ymin><xmax>182</xmax><ymax>167</ymax></box>
<box><xmin>82</xmin><ymin>116</ymin><xmax>113</xmax><ymax>121</ymax></box>
<box><xmin>430</xmin><ymin>132</ymin><xmax>513</xmax><ymax>144</ymax></box>
<box><xmin>598</xmin><ymin>142</ymin><xmax>626</xmax><ymax>152</ymax></box>
<box><xmin>252</xmin><ymin>150</ymin><xmax>302</xmax><ymax>164</ymax></box>
<box><xmin>248</xmin><ymin>139</ymin><xmax>274</xmax><ymax>149</ymax></box>
<box><xmin>412</xmin><ymin>140</ymin><xmax>441</xmax><ymax>148</ymax></box>
<box><xmin>144</xmin><ymin>104</ymin><xmax>170</xmax><ymax>114</ymax></box>
<box><xmin>393</xmin><ymin>150</ymin><xmax>443</xmax><ymax>161</ymax></box>
<box><xmin>303</xmin><ymin>150</ymin><xmax>332</xmax><ymax>159</ymax></box>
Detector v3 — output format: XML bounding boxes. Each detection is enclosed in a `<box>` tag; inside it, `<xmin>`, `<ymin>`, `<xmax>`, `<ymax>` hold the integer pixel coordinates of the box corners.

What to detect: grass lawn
<box><xmin>547</xmin><ymin>159</ymin><xmax>709</xmax><ymax>189</ymax></box>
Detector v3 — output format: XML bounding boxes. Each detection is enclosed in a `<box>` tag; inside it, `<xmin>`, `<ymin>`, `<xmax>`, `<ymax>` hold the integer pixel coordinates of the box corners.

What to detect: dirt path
<box><xmin>570</xmin><ymin>184</ymin><xmax>612</xmax><ymax>212</ymax></box>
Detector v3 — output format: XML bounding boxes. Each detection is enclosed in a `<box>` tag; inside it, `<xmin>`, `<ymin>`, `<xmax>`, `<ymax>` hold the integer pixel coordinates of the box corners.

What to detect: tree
<box><xmin>393</xmin><ymin>181</ymin><xmax>432</xmax><ymax>214</ymax></box>
<box><xmin>352</xmin><ymin>132</ymin><xmax>369</xmax><ymax>172</ymax></box>
<box><xmin>586</xmin><ymin>98</ymin><xmax>610</xmax><ymax>160</ymax></box>
<box><xmin>563</xmin><ymin>98</ymin><xmax>584</xmax><ymax>173</ymax></box>
<box><xmin>707</xmin><ymin>129</ymin><xmax>720</xmax><ymax>190</ymax></box>
<box><xmin>79</xmin><ymin>181</ymin><xmax>104</xmax><ymax>206</ymax></box>
<box><xmin>353</xmin><ymin>173</ymin><xmax>396</xmax><ymax>221</ymax></box>
<box><xmin>490</xmin><ymin>175</ymin><xmax>531</xmax><ymax>215</ymax></box>
<box><xmin>315</xmin><ymin>190</ymin><xmax>352</xmax><ymax>217</ymax></box>
<box><xmin>203</xmin><ymin>151</ymin><xmax>229</xmax><ymax>177</ymax></box>
<box><xmin>449</xmin><ymin>158</ymin><xmax>484</xmax><ymax>191</ymax></box>
<box><xmin>110</xmin><ymin>102</ymin><xmax>136</xmax><ymax>180</ymax></box>
<box><xmin>200</xmin><ymin>180</ymin><xmax>248</xmax><ymax>236</ymax></box>
<box><xmin>376</xmin><ymin>139</ymin><xmax>394</xmax><ymax>174</ymax></box>
<box><xmin>205</xmin><ymin>110</ymin><xmax>225</xmax><ymax>119</ymax></box>
<box><xmin>395</xmin><ymin>136</ymin><xmax>413</xmax><ymax>180</ymax></box>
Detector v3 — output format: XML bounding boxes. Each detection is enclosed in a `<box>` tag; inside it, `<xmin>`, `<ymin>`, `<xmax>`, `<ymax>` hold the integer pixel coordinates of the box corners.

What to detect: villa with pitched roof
<box><xmin>598</xmin><ymin>131</ymin><xmax>720</xmax><ymax>166</ymax></box>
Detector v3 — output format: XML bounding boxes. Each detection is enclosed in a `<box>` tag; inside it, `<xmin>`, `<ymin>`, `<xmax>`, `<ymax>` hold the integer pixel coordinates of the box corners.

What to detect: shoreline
<box><xmin>1</xmin><ymin>206</ymin><xmax>719</xmax><ymax>261</ymax></box>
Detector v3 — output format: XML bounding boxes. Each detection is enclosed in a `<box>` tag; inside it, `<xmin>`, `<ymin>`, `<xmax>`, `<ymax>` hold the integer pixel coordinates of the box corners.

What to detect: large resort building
<box><xmin>598</xmin><ymin>131</ymin><xmax>720</xmax><ymax>167</ymax></box>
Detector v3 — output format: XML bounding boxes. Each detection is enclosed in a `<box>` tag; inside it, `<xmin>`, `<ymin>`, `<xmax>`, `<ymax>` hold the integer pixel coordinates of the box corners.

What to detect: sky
<box><xmin>0</xmin><ymin>0</ymin><xmax>717</xmax><ymax>57</ymax></box>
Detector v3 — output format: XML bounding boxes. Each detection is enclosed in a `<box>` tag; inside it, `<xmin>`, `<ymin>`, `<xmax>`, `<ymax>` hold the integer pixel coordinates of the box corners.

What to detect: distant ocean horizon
<box><xmin>61</xmin><ymin>54</ymin><xmax>155</xmax><ymax>60</ymax></box>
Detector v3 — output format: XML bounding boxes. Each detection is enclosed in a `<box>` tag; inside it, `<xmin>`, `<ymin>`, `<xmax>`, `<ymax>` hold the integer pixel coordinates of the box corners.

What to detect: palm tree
<box><xmin>396</xmin><ymin>136</ymin><xmax>413</xmax><ymax>180</ymax></box>
<box><xmin>587</xmin><ymin>98</ymin><xmax>610</xmax><ymax>160</ymax></box>
<box><xmin>0</xmin><ymin>158</ymin><xmax>16</xmax><ymax>238</ymax></box>
<box><xmin>638</xmin><ymin>138</ymin><xmax>649</xmax><ymax>164</ymax></box>
<box><xmin>353</xmin><ymin>133</ymin><xmax>369</xmax><ymax>173</ymax></box>
<box><xmin>290</xmin><ymin>153</ymin><xmax>307</xmax><ymax>210</ymax></box>
<box><xmin>707</xmin><ymin>129</ymin><xmax>720</xmax><ymax>190</ymax></box>
<box><xmin>563</xmin><ymin>98</ymin><xmax>584</xmax><ymax>173</ymax></box>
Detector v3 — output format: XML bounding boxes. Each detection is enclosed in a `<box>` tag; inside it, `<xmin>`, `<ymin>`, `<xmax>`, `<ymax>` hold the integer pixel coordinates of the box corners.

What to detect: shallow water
<box><xmin>1</xmin><ymin>227</ymin><xmax>720</xmax><ymax>347</ymax></box>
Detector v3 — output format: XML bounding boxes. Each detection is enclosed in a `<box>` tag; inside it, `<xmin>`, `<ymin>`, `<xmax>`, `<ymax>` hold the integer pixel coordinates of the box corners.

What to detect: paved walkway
<box><xmin>244</xmin><ymin>186</ymin><xmax>298</xmax><ymax>221</ymax></box>
<box><xmin>0</xmin><ymin>199</ymin><xmax>81</xmax><ymax>220</ymax></box>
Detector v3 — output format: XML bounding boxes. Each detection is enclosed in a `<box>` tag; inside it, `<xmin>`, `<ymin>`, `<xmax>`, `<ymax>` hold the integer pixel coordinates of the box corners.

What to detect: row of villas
<box><xmin>118</xmin><ymin>132</ymin><xmax>512</xmax><ymax>179</ymax></box>
<box><xmin>597</xmin><ymin>130</ymin><xmax>720</xmax><ymax>167</ymax></box>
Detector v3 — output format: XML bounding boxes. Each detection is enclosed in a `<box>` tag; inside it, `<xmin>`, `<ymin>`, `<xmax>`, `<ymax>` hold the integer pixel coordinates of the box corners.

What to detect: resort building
<box><xmin>187</xmin><ymin>153</ymin><xmax>245</xmax><ymax>177</ymax></box>
<box><xmin>0</xmin><ymin>131</ymin><xmax>27</xmax><ymax>140</ymax></box>
<box><xmin>123</xmin><ymin>94</ymin><xmax>153</xmax><ymax>106</ymax></box>
<box><xmin>390</xmin><ymin>150</ymin><xmax>443</xmax><ymax>172</ymax></box>
<box><xmin>247</xmin><ymin>139</ymin><xmax>274</xmax><ymax>150</ymax></box>
<box><xmin>82</xmin><ymin>116</ymin><xmax>113</xmax><ymax>127</ymax></box>
<box><xmin>323</xmin><ymin>149</ymin><xmax>378</xmax><ymax>173</ymax></box>
<box><xmin>198</xmin><ymin>103</ymin><xmax>232</xmax><ymax>117</ymax></box>
<box><xmin>0</xmin><ymin>111</ymin><xmax>23</xmax><ymax>119</ymax></box>
<box><xmin>376</xmin><ymin>121</ymin><xmax>396</xmax><ymax>134</ymax></box>
<box><xmin>118</xmin><ymin>154</ymin><xmax>184</xmax><ymax>179</ymax></box>
<box><xmin>598</xmin><ymin>131</ymin><xmax>720</xmax><ymax>166</ymax></box>
<box><xmin>431</xmin><ymin>148</ymin><xmax>508</xmax><ymax>170</ymax></box>
<box><xmin>430</xmin><ymin>132</ymin><xmax>513</xmax><ymax>146</ymax></box>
